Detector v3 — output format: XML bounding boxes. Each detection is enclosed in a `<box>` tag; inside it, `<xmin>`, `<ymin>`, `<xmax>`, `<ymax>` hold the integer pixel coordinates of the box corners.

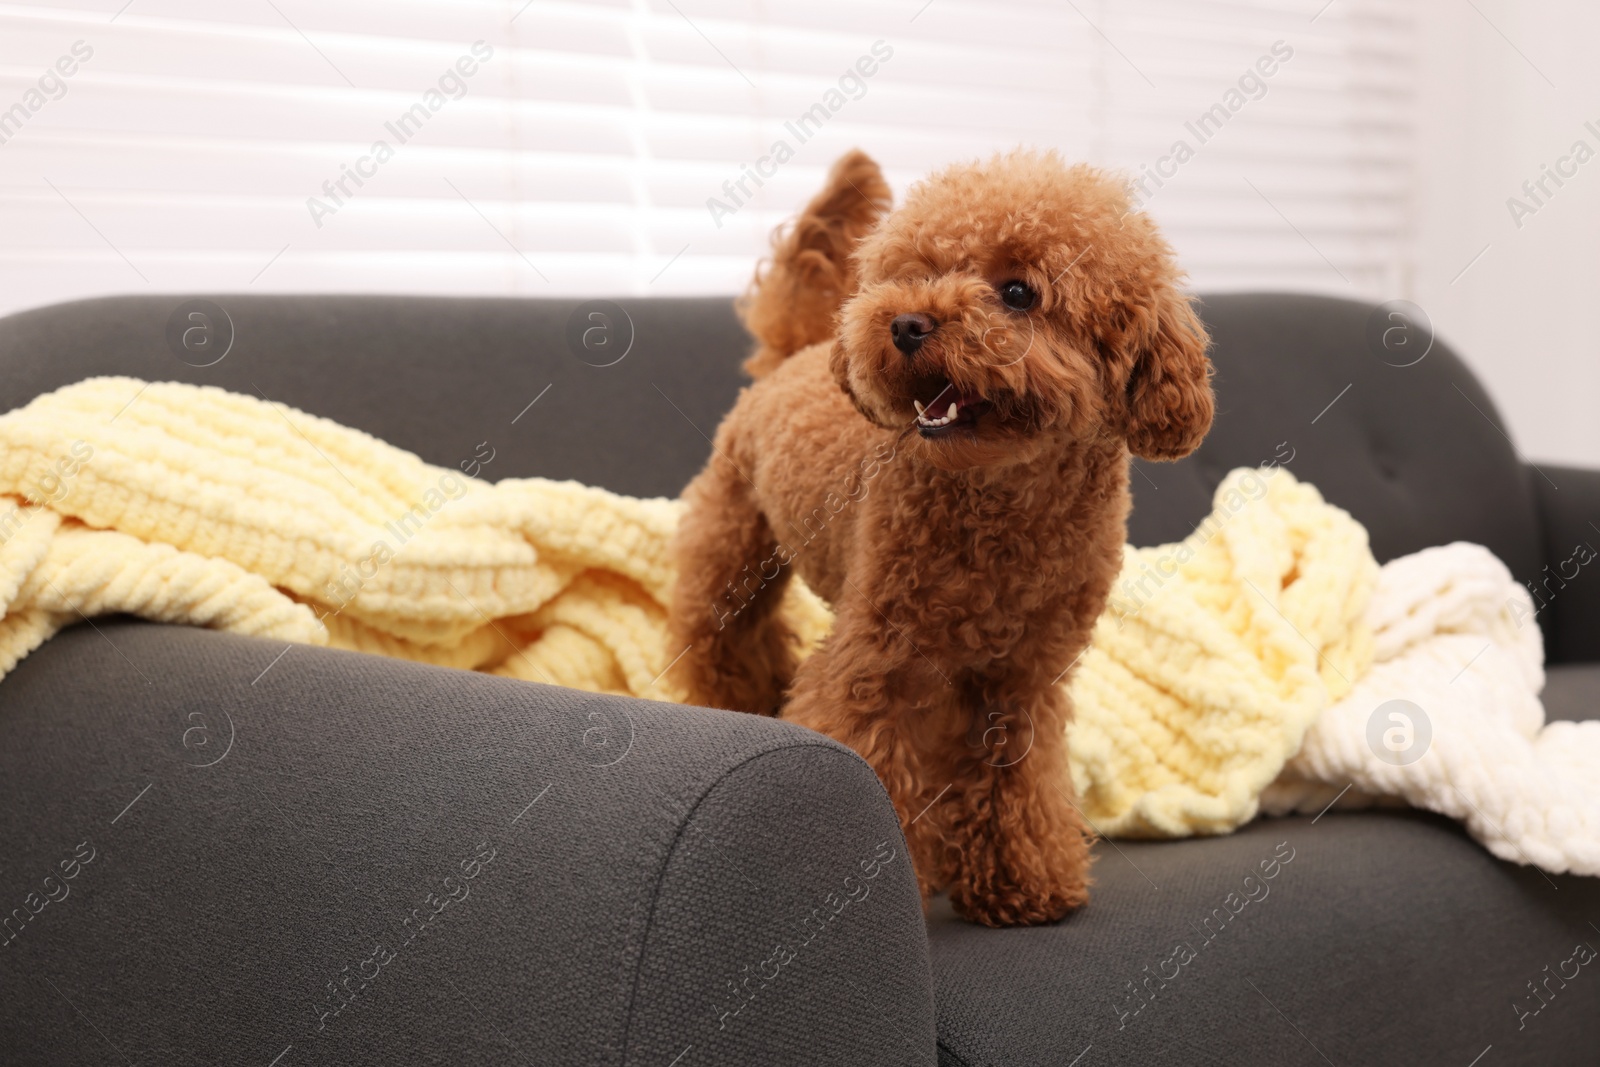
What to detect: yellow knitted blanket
<box><xmin>1069</xmin><ymin>465</ymin><xmax>1376</xmax><ymax>836</ymax></box>
<box><xmin>0</xmin><ymin>378</ymin><xmax>1377</xmax><ymax>839</ymax></box>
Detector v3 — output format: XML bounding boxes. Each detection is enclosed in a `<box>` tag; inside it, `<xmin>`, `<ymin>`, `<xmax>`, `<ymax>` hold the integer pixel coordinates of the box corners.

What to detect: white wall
<box><xmin>1413</xmin><ymin>0</ymin><xmax>1600</xmax><ymax>468</ymax></box>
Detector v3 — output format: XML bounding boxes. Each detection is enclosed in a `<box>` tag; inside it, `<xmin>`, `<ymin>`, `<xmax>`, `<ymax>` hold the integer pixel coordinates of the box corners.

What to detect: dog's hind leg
<box><xmin>781</xmin><ymin>596</ymin><xmax>950</xmax><ymax>902</ymax></box>
<box><xmin>669</xmin><ymin>450</ymin><xmax>798</xmax><ymax>716</ymax></box>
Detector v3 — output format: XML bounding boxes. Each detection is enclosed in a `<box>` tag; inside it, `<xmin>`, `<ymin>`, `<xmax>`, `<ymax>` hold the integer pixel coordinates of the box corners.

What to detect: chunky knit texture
<box><xmin>1</xmin><ymin>378</ymin><xmax>1591</xmax><ymax>873</ymax></box>
<box><xmin>1262</xmin><ymin>542</ymin><xmax>1600</xmax><ymax>875</ymax></box>
<box><xmin>0</xmin><ymin>377</ymin><xmax>831</xmax><ymax>698</ymax></box>
<box><xmin>1066</xmin><ymin>465</ymin><xmax>1378</xmax><ymax>837</ymax></box>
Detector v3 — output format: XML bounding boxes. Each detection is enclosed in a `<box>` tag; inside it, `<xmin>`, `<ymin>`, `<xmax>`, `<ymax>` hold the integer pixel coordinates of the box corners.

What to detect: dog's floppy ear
<box><xmin>829</xmin><ymin>337</ymin><xmax>884</xmax><ymax>426</ymax></box>
<box><xmin>1119</xmin><ymin>291</ymin><xmax>1214</xmax><ymax>461</ymax></box>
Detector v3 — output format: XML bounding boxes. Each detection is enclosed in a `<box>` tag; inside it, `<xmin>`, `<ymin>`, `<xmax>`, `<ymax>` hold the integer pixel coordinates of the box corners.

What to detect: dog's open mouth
<box><xmin>913</xmin><ymin>379</ymin><xmax>992</xmax><ymax>437</ymax></box>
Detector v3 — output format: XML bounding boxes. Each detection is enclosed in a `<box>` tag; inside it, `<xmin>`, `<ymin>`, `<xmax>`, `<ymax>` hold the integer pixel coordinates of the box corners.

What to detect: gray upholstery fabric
<box><xmin>629</xmin><ymin>744</ymin><xmax>936</xmax><ymax>1066</ymax></box>
<box><xmin>1529</xmin><ymin>465</ymin><xmax>1600</xmax><ymax>664</ymax></box>
<box><xmin>1544</xmin><ymin>664</ymin><xmax>1600</xmax><ymax>724</ymax></box>
<box><xmin>929</xmin><ymin>812</ymin><xmax>1600</xmax><ymax>1067</ymax></box>
<box><xmin>0</xmin><ymin>620</ymin><xmax>934</xmax><ymax>1066</ymax></box>
<box><xmin>0</xmin><ymin>294</ymin><xmax>748</xmax><ymax>501</ymax></box>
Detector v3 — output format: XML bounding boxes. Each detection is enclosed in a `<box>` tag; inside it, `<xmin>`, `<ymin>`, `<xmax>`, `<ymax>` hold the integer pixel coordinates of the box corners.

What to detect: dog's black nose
<box><xmin>890</xmin><ymin>312</ymin><xmax>937</xmax><ymax>356</ymax></box>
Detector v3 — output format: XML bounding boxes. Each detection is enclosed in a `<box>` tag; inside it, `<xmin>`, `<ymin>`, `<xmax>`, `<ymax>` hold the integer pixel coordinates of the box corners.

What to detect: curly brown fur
<box><xmin>670</xmin><ymin>149</ymin><xmax>1214</xmax><ymax>927</ymax></box>
<box><xmin>738</xmin><ymin>148</ymin><xmax>892</xmax><ymax>378</ymax></box>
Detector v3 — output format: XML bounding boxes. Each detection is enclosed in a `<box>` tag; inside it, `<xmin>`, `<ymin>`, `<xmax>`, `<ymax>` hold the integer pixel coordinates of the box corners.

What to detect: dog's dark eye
<box><xmin>998</xmin><ymin>280</ymin><xmax>1036</xmax><ymax>311</ymax></box>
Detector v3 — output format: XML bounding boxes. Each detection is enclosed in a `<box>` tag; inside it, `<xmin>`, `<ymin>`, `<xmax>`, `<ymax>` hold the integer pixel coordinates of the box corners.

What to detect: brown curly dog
<box><xmin>669</xmin><ymin>148</ymin><xmax>1213</xmax><ymax>927</ymax></box>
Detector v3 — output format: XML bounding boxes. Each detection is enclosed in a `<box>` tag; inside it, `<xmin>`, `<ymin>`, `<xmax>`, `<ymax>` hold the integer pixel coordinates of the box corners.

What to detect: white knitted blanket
<box><xmin>1262</xmin><ymin>542</ymin><xmax>1600</xmax><ymax>876</ymax></box>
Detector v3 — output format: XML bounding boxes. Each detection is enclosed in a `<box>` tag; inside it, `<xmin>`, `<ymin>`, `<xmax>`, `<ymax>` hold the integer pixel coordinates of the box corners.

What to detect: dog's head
<box><xmin>831</xmin><ymin>150</ymin><xmax>1213</xmax><ymax>470</ymax></box>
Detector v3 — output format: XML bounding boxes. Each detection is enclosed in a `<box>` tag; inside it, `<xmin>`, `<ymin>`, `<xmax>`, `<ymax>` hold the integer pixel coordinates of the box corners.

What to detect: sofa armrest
<box><xmin>1528</xmin><ymin>463</ymin><xmax>1600</xmax><ymax>664</ymax></box>
<box><xmin>0</xmin><ymin>620</ymin><xmax>935</xmax><ymax>1066</ymax></box>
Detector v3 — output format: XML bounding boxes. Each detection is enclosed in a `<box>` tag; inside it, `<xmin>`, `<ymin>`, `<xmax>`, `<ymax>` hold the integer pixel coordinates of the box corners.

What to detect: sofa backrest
<box><xmin>0</xmin><ymin>294</ymin><xmax>747</xmax><ymax>503</ymax></box>
<box><xmin>0</xmin><ymin>291</ymin><xmax>1541</xmax><ymax>594</ymax></box>
<box><xmin>1140</xmin><ymin>293</ymin><xmax>1541</xmax><ymax>590</ymax></box>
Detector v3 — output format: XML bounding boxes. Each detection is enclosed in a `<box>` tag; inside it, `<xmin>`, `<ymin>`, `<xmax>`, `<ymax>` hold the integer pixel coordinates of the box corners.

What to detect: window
<box><xmin>0</xmin><ymin>0</ymin><xmax>1413</xmax><ymax>317</ymax></box>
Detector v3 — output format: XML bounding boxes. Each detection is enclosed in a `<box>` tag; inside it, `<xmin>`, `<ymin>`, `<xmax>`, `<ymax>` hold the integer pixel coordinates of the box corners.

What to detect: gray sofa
<box><xmin>0</xmin><ymin>292</ymin><xmax>1595</xmax><ymax>1066</ymax></box>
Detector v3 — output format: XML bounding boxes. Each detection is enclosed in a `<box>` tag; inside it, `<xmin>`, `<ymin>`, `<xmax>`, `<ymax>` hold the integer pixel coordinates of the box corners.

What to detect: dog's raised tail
<box><xmin>739</xmin><ymin>149</ymin><xmax>891</xmax><ymax>378</ymax></box>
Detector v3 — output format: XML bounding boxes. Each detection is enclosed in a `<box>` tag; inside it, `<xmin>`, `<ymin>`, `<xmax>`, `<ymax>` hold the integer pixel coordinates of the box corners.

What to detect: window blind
<box><xmin>0</xmin><ymin>0</ymin><xmax>1414</xmax><ymax>318</ymax></box>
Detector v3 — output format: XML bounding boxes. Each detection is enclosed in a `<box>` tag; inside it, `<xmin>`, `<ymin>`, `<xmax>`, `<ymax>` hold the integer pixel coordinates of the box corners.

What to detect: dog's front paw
<box><xmin>947</xmin><ymin>869</ymin><xmax>1089</xmax><ymax>928</ymax></box>
<box><xmin>945</xmin><ymin>826</ymin><xmax>1093</xmax><ymax>927</ymax></box>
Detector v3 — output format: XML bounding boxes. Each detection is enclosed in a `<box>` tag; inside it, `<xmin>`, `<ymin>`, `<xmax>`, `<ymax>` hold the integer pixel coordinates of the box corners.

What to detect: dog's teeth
<box><xmin>917</xmin><ymin>407</ymin><xmax>962</xmax><ymax>430</ymax></box>
<box><xmin>946</xmin><ymin>402</ymin><xmax>958</xmax><ymax>420</ymax></box>
<box><xmin>914</xmin><ymin>400</ymin><xmax>925</xmax><ymax>415</ymax></box>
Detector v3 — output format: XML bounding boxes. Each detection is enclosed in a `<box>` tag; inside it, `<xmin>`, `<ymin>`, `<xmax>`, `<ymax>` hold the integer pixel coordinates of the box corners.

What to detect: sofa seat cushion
<box><xmin>928</xmin><ymin>811</ymin><xmax>1600</xmax><ymax>1067</ymax></box>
